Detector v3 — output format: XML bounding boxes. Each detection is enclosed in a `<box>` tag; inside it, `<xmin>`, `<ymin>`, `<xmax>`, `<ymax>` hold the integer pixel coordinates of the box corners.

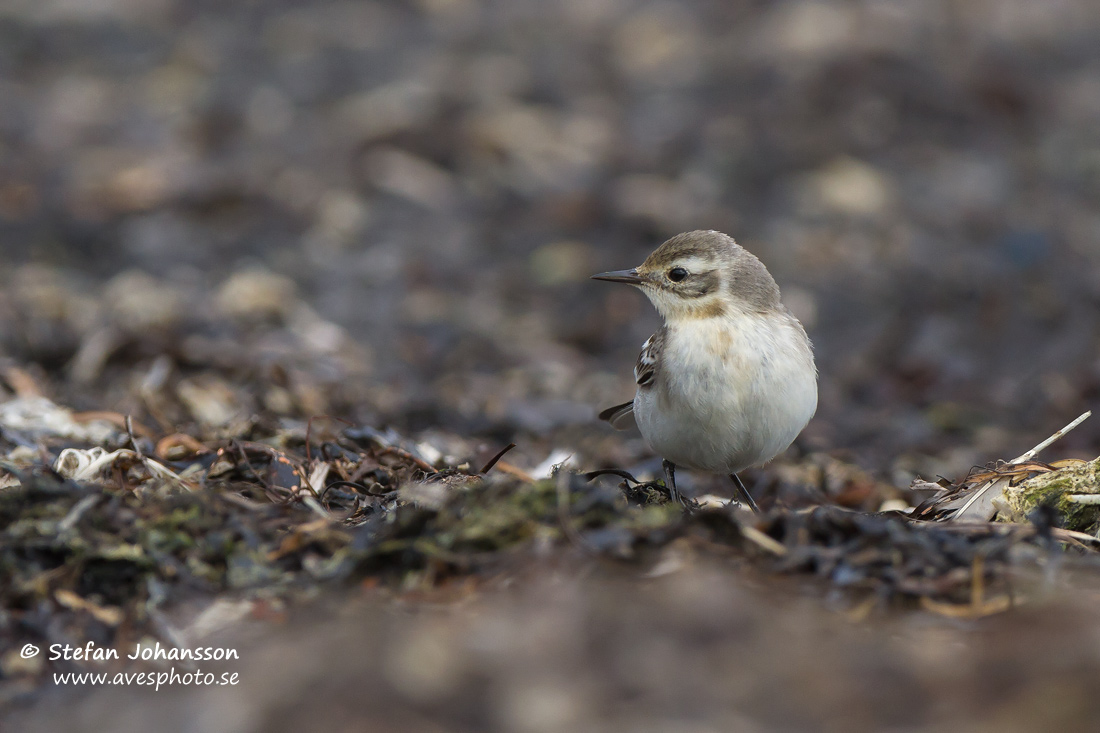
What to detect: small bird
<box><xmin>593</xmin><ymin>230</ymin><xmax>817</xmax><ymax>510</ymax></box>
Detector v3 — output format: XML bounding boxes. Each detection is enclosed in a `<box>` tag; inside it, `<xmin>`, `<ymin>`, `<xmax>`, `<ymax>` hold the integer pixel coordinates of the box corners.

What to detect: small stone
<box><xmin>216</xmin><ymin>269</ymin><xmax>299</xmax><ymax>320</ymax></box>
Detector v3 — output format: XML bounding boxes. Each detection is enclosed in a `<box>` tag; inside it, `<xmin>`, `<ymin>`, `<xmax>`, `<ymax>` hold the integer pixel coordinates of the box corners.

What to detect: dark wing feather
<box><xmin>598</xmin><ymin>400</ymin><xmax>636</xmax><ymax>431</ymax></box>
<box><xmin>634</xmin><ymin>327</ymin><xmax>666</xmax><ymax>388</ymax></box>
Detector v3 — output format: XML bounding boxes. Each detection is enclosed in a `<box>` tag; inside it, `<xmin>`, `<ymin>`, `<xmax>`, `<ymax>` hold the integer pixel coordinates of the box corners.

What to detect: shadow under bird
<box><xmin>593</xmin><ymin>230</ymin><xmax>818</xmax><ymax>510</ymax></box>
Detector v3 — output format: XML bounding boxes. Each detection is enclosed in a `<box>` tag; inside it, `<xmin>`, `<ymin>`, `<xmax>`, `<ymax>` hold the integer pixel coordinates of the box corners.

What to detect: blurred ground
<box><xmin>13</xmin><ymin>562</ymin><xmax>1100</xmax><ymax>733</ymax></box>
<box><xmin>4</xmin><ymin>0</ymin><xmax>1100</xmax><ymax>729</ymax></box>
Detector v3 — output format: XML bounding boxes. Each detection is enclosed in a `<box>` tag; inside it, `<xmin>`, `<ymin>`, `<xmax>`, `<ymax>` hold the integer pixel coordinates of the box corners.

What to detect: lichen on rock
<box><xmin>997</xmin><ymin>459</ymin><xmax>1100</xmax><ymax>533</ymax></box>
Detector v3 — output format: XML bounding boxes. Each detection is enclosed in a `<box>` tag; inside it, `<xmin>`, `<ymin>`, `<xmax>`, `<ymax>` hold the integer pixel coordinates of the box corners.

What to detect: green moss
<box><xmin>359</xmin><ymin>474</ymin><xmax>685</xmax><ymax>575</ymax></box>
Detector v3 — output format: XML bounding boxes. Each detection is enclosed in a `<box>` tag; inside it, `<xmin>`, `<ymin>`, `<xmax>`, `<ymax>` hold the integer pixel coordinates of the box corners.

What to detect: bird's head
<box><xmin>592</xmin><ymin>230</ymin><xmax>781</xmax><ymax>322</ymax></box>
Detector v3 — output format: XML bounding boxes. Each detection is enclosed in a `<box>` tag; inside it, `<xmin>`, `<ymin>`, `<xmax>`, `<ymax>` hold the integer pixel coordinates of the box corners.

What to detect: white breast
<box><xmin>633</xmin><ymin>310</ymin><xmax>817</xmax><ymax>474</ymax></box>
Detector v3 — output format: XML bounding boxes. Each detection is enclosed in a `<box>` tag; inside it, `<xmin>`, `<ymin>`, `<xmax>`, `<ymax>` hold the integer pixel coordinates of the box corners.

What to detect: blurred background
<box><xmin>10</xmin><ymin>2</ymin><xmax>1100</xmax><ymax>730</ymax></box>
<box><xmin>3</xmin><ymin>0</ymin><xmax>1100</xmax><ymax>487</ymax></box>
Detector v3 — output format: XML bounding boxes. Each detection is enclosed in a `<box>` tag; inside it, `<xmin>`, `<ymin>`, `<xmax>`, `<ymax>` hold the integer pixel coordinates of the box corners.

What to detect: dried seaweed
<box><xmin>5</xmin><ymin>394</ymin><xmax>1100</xmax><ymax>712</ymax></box>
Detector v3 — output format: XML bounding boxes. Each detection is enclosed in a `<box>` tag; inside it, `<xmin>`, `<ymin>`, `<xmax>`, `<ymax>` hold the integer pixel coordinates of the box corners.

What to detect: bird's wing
<box><xmin>599</xmin><ymin>329</ymin><xmax>665</xmax><ymax>431</ymax></box>
<box><xmin>597</xmin><ymin>328</ymin><xmax>667</xmax><ymax>431</ymax></box>
<box><xmin>634</xmin><ymin>327</ymin><xmax>666</xmax><ymax>388</ymax></box>
<box><xmin>598</xmin><ymin>401</ymin><xmax>636</xmax><ymax>431</ymax></box>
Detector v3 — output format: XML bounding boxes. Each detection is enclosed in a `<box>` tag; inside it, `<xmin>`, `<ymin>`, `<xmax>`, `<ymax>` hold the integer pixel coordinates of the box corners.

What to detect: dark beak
<box><xmin>591</xmin><ymin>268</ymin><xmax>643</xmax><ymax>285</ymax></box>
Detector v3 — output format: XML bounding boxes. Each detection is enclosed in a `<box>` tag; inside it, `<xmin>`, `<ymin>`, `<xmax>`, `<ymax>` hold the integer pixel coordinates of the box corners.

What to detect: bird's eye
<box><xmin>668</xmin><ymin>267</ymin><xmax>688</xmax><ymax>282</ymax></box>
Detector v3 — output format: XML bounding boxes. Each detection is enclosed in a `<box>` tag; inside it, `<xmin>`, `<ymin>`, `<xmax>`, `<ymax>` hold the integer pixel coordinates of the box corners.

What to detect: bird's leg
<box><xmin>662</xmin><ymin>459</ymin><xmax>680</xmax><ymax>504</ymax></box>
<box><xmin>729</xmin><ymin>473</ymin><xmax>760</xmax><ymax>513</ymax></box>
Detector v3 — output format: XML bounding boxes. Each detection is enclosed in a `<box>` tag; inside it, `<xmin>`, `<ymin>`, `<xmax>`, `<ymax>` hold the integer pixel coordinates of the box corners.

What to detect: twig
<box><xmin>488</xmin><ymin>462</ymin><xmax>535</xmax><ymax>483</ymax></box>
<box><xmin>155</xmin><ymin>433</ymin><xmax>210</xmax><ymax>459</ymax></box>
<box><xmin>1051</xmin><ymin>527</ymin><xmax>1100</xmax><ymax>545</ymax></box>
<box><xmin>583</xmin><ymin>468</ymin><xmax>642</xmax><ymax>484</ymax></box>
<box><xmin>1011</xmin><ymin>411</ymin><xmax>1091</xmax><ymax>464</ymax></box>
<box><xmin>376</xmin><ymin>445</ymin><xmax>436</xmax><ymax>474</ymax></box>
<box><xmin>740</xmin><ymin>525</ymin><xmax>787</xmax><ymax>556</ymax></box>
<box><xmin>1065</xmin><ymin>495</ymin><xmax>1100</xmax><ymax>505</ymax></box>
<box><xmin>480</xmin><ymin>443</ymin><xmax>517</xmax><ymax>475</ymax></box>
<box><xmin>954</xmin><ymin>411</ymin><xmax>1091</xmax><ymax>520</ymax></box>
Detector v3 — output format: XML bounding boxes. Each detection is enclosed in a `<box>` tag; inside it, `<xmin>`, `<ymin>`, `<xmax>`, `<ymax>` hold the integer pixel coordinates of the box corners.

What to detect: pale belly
<box><xmin>633</xmin><ymin>315</ymin><xmax>817</xmax><ymax>474</ymax></box>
